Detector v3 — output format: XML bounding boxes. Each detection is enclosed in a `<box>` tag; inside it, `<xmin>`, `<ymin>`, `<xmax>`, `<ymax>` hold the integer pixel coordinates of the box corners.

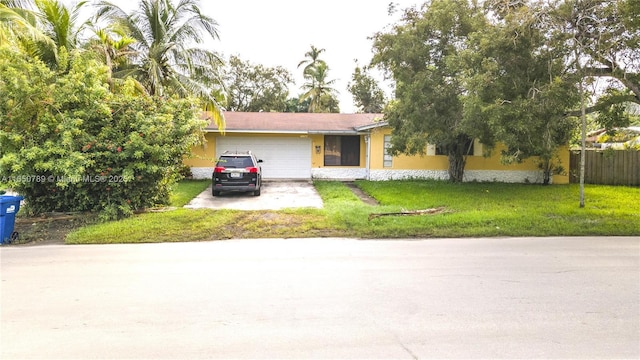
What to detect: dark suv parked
<box><xmin>212</xmin><ymin>151</ymin><xmax>263</xmax><ymax>196</ymax></box>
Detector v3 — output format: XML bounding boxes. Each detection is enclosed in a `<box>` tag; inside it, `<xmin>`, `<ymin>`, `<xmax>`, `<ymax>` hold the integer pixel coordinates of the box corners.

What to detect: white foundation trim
<box><xmin>369</xmin><ymin>169</ymin><xmax>547</xmax><ymax>183</ymax></box>
<box><xmin>463</xmin><ymin>170</ymin><xmax>546</xmax><ymax>183</ymax></box>
<box><xmin>190</xmin><ymin>167</ymin><xmax>213</xmax><ymax>180</ymax></box>
<box><xmin>198</xmin><ymin>166</ymin><xmax>548</xmax><ymax>183</ymax></box>
<box><xmin>369</xmin><ymin>170</ymin><xmax>449</xmax><ymax>181</ymax></box>
<box><xmin>311</xmin><ymin>168</ymin><xmax>368</xmax><ymax>180</ymax></box>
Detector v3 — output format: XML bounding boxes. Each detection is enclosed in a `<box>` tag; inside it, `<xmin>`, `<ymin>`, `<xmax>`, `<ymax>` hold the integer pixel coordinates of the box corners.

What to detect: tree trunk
<box><xmin>447</xmin><ymin>152</ymin><xmax>466</xmax><ymax>183</ymax></box>
<box><xmin>542</xmin><ymin>160</ymin><xmax>551</xmax><ymax>185</ymax></box>
<box><xmin>446</xmin><ymin>136</ymin><xmax>471</xmax><ymax>183</ymax></box>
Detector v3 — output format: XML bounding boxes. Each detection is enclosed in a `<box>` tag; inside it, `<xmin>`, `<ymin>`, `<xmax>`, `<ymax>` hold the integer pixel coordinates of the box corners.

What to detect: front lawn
<box><xmin>357</xmin><ymin>180</ymin><xmax>640</xmax><ymax>237</ymax></box>
<box><xmin>65</xmin><ymin>180</ymin><xmax>640</xmax><ymax>244</ymax></box>
<box><xmin>168</xmin><ymin>179</ymin><xmax>210</xmax><ymax>207</ymax></box>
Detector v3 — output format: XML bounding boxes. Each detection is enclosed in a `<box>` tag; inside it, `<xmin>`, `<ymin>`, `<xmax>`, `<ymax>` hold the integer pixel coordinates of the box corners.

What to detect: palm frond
<box><xmin>0</xmin><ymin>3</ymin><xmax>55</xmax><ymax>47</ymax></box>
<box><xmin>93</xmin><ymin>0</ymin><xmax>129</xmax><ymax>23</ymax></box>
<box><xmin>92</xmin><ymin>0</ymin><xmax>224</xmax><ymax>120</ymax></box>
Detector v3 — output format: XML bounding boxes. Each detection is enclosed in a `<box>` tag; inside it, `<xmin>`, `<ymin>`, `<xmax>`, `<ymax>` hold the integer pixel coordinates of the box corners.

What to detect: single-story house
<box><xmin>184</xmin><ymin>112</ymin><xmax>569</xmax><ymax>184</ymax></box>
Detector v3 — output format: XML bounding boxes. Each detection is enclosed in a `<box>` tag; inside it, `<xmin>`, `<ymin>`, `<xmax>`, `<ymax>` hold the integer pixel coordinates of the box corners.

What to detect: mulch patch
<box><xmin>10</xmin><ymin>214</ymin><xmax>96</xmax><ymax>246</ymax></box>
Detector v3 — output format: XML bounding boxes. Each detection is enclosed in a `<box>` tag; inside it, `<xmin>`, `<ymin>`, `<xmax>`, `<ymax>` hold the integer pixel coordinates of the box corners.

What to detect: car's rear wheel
<box><xmin>253</xmin><ymin>188</ymin><xmax>261</xmax><ymax>196</ymax></box>
<box><xmin>212</xmin><ymin>189</ymin><xmax>220</xmax><ymax>196</ymax></box>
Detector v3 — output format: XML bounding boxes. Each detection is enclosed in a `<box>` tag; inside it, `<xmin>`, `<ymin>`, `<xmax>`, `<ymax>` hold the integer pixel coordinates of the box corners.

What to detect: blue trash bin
<box><xmin>0</xmin><ymin>195</ymin><xmax>24</xmax><ymax>244</ymax></box>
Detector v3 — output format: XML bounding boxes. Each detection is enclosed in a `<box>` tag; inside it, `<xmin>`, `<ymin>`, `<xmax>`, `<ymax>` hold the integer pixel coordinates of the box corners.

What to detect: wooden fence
<box><xmin>569</xmin><ymin>149</ymin><xmax>640</xmax><ymax>186</ymax></box>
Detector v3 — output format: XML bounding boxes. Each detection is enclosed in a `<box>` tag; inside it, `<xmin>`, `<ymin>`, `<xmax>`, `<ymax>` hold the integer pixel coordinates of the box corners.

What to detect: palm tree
<box><xmin>0</xmin><ymin>2</ymin><xmax>36</xmax><ymax>46</ymax></box>
<box><xmin>297</xmin><ymin>44</ymin><xmax>326</xmax><ymax>80</ymax></box>
<box><xmin>0</xmin><ymin>0</ymin><xmax>66</xmax><ymax>63</ymax></box>
<box><xmin>25</xmin><ymin>0</ymin><xmax>89</xmax><ymax>68</ymax></box>
<box><xmin>39</xmin><ymin>0</ymin><xmax>91</xmax><ymax>69</ymax></box>
<box><xmin>86</xmin><ymin>24</ymin><xmax>136</xmax><ymax>91</ymax></box>
<box><xmin>95</xmin><ymin>0</ymin><xmax>225</xmax><ymax>127</ymax></box>
<box><xmin>299</xmin><ymin>61</ymin><xmax>339</xmax><ymax>113</ymax></box>
<box><xmin>36</xmin><ymin>0</ymin><xmax>87</xmax><ymax>49</ymax></box>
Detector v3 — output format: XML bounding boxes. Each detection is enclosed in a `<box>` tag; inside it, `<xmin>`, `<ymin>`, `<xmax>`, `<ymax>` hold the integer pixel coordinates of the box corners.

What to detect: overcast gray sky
<box><xmin>64</xmin><ymin>0</ymin><xmax>421</xmax><ymax>112</ymax></box>
<box><xmin>202</xmin><ymin>0</ymin><xmax>419</xmax><ymax>112</ymax></box>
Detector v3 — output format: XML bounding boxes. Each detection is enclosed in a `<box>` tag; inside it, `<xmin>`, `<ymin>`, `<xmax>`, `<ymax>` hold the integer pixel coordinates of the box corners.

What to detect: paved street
<box><xmin>1</xmin><ymin>237</ymin><xmax>639</xmax><ymax>359</ymax></box>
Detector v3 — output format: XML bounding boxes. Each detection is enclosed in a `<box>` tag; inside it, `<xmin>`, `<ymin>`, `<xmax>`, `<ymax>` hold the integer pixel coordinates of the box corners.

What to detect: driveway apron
<box><xmin>184</xmin><ymin>181</ymin><xmax>324</xmax><ymax>210</ymax></box>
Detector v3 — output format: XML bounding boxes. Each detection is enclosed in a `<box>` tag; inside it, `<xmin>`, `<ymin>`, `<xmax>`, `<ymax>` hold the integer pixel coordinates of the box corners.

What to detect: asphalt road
<box><xmin>1</xmin><ymin>237</ymin><xmax>639</xmax><ymax>359</ymax></box>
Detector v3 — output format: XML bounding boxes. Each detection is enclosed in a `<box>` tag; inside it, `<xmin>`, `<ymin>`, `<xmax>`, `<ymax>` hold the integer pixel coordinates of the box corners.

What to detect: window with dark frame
<box><xmin>324</xmin><ymin>135</ymin><xmax>360</xmax><ymax>166</ymax></box>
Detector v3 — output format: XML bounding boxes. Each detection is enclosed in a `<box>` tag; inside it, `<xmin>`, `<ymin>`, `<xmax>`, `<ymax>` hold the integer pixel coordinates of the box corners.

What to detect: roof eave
<box><xmin>205</xmin><ymin>129</ymin><xmax>309</xmax><ymax>134</ymax></box>
<box><xmin>307</xmin><ymin>130</ymin><xmax>360</xmax><ymax>135</ymax></box>
<box><xmin>354</xmin><ymin>121</ymin><xmax>389</xmax><ymax>132</ymax></box>
<box><xmin>206</xmin><ymin>129</ymin><xmax>365</xmax><ymax>135</ymax></box>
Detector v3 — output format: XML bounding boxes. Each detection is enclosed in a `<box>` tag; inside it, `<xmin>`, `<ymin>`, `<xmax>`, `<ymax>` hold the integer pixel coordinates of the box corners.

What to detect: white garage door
<box><xmin>216</xmin><ymin>136</ymin><xmax>311</xmax><ymax>179</ymax></box>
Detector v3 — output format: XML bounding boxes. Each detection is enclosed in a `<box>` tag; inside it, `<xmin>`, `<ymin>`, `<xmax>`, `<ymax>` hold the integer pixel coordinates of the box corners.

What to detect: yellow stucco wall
<box><xmin>552</xmin><ymin>146</ymin><xmax>571</xmax><ymax>184</ymax></box>
<box><xmin>369</xmin><ymin>128</ymin><xmax>448</xmax><ymax>170</ymax></box>
<box><xmin>184</xmin><ymin>128</ymin><xmax>570</xmax><ymax>184</ymax></box>
<box><xmin>183</xmin><ymin>132</ymin><xmax>217</xmax><ymax>167</ymax></box>
<box><xmin>310</xmin><ymin>134</ymin><xmax>324</xmax><ymax>168</ymax></box>
<box><xmin>368</xmin><ymin>128</ymin><xmax>570</xmax><ymax>184</ymax></box>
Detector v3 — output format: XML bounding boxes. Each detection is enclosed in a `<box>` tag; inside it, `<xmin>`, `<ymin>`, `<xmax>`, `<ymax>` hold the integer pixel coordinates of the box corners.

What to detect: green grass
<box><xmin>357</xmin><ymin>180</ymin><xmax>640</xmax><ymax>237</ymax></box>
<box><xmin>65</xmin><ymin>180</ymin><xmax>640</xmax><ymax>244</ymax></box>
<box><xmin>66</xmin><ymin>208</ymin><xmax>238</xmax><ymax>243</ymax></box>
<box><xmin>169</xmin><ymin>179</ymin><xmax>210</xmax><ymax>207</ymax></box>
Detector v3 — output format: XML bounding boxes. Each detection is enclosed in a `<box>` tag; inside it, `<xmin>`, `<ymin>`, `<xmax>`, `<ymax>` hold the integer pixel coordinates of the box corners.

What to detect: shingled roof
<box><xmin>204</xmin><ymin>112</ymin><xmax>384</xmax><ymax>133</ymax></box>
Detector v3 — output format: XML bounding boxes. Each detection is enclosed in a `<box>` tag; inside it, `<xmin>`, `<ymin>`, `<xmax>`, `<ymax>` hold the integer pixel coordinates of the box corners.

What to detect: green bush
<box><xmin>0</xmin><ymin>46</ymin><xmax>205</xmax><ymax>219</ymax></box>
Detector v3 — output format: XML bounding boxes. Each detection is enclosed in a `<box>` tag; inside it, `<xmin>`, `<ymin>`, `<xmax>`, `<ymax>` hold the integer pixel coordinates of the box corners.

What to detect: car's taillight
<box><xmin>214</xmin><ymin>166</ymin><xmax>226</xmax><ymax>173</ymax></box>
<box><xmin>246</xmin><ymin>167</ymin><xmax>258</xmax><ymax>173</ymax></box>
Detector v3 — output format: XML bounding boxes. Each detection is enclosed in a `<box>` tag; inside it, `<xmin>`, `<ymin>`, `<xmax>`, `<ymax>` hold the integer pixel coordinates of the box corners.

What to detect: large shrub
<box><xmin>0</xmin><ymin>47</ymin><xmax>205</xmax><ymax>219</ymax></box>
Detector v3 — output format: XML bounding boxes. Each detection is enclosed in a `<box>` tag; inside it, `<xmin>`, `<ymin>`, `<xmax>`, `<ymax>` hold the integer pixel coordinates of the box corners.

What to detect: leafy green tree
<box><xmin>463</xmin><ymin>1</ymin><xmax>580</xmax><ymax>184</ymax></box>
<box><xmin>223</xmin><ymin>55</ymin><xmax>293</xmax><ymax>112</ymax></box>
<box><xmin>477</xmin><ymin>0</ymin><xmax>638</xmax><ymax>190</ymax></box>
<box><xmin>371</xmin><ymin>0</ymin><xmax>488</xmax><ymax>182</ymax></box>
<box><xmin>0</xmin><ymin>45</ymin><xmax>205</xmax><ymax>219</ymax></box>
<box><xmin>347</xmin><ymin>64</ymin><xmax>385</xmax><ymax>113</ymax></box>
<box><xmin>544</xmin><ymin>0</ymin><xmax>640</xmax><ymax>121</ymax></box>
<box><xmin>542</xmin><ymin>0</ymin><xmax>640</xmax><ymax>198</ymax></box>
<box><xmin>318</xmin><ymin>93</ymin><xmax>340</xmax><ymax>113</ymax></box>
<box><xmin>299</xmin><ymin>61</ymin><xmax>339</xmax><ymax>113</ymax></box>
<box><xmin>95</xmin><ymin>0</ymin><xmax>225</xmax><ymax>127</ymax></box>
<box><xmin>284</xmin><ymin>96</ymin><xmax>310</xmax><ymax>113</ymax></box>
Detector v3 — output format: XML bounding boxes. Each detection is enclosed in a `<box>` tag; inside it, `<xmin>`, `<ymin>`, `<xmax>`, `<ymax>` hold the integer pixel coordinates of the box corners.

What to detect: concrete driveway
<box><xmin>184</xmin><ymin>180</ymin><xmax>323</xmax><ymax>210</ymax></box>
